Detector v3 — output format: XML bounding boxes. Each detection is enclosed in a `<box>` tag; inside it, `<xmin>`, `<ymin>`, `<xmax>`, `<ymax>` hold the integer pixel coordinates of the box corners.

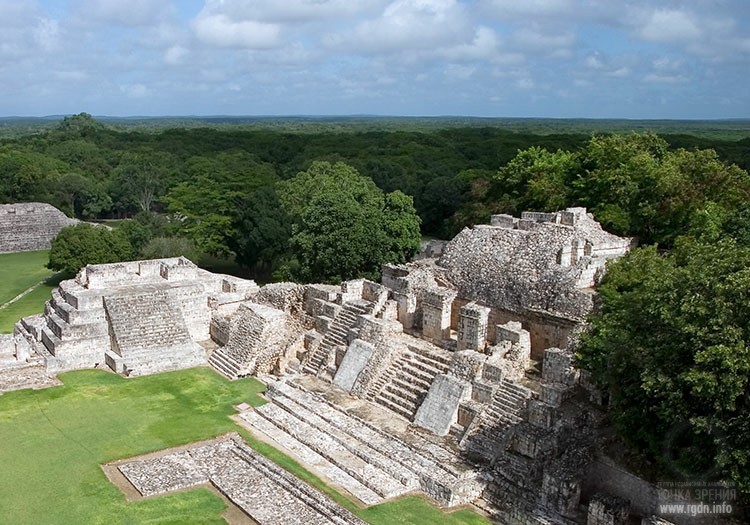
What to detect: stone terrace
<box><xmin>116</xmin><ymin>433</ymin><xmax>367</xmax><ymax>525</ymax></box>
<box><xmin>238</xmin><ymin>376</ymin><xmax>483</xmax><ymax>508</ymax></box>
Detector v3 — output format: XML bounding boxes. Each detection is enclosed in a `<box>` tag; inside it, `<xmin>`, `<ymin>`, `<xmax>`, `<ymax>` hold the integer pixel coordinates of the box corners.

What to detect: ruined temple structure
<box><xmin>0</xmin><ymin>202</ymin><xmax>78</xmax><ymax>253</ymax></box>
<box><xmin>2</xmin><ymin>208</ymin><xmax>698</xmax><ymax>524</ymax></box>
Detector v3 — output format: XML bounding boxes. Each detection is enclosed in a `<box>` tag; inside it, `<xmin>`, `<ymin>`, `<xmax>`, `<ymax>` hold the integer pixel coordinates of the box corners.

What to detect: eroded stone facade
<box><xmin>0</xmin><ymin>202</ymin><xmax>78</xmax><ymax>253</ymax></box>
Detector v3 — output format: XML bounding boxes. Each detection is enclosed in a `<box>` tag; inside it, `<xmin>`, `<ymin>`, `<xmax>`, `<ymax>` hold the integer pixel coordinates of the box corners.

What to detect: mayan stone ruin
<box><xmin>0</xmin><ymin>202</ymin><xmax>78</xmax><ymax>253</ymax></box>
<box><xmin>1</xmin><ymin>207</ymin><xmax>699</xmax><ymax>525</ymax></box>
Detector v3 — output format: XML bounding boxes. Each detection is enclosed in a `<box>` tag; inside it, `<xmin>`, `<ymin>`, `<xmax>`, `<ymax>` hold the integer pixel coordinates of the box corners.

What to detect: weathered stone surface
<box><xmin>116</xmin><ymin>433</ymin><xmax>367</xmax><ymax>525</ymax></box>
<box><xmin>413</xmin><ymin>373</ymin><xmax>471</xmax><ymax>436</ymax></box>
<box><xmin>333</xmin><ymin>339</ymin><xmax>375</xmax><ymax>393</ymax></box>
<box><xmin>0</xmin><ymin>202</ymin><xmax>78</xmax><ymax>253</ymax></box>
<box><xmin>437</xmin><ymin>207</ymin><xmax>629</xmax><ymax>322</ymax></box>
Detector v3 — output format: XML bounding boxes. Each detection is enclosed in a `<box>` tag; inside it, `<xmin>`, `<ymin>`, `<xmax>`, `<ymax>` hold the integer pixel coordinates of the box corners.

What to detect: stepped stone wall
<box><xmin>115</xmin><ymin>433</ymin><xmax>367</xmax><ymax>525</ymax></box>
<box><xmin>0</xmin><ymin>202</ymin><xmax>78</xmax><ymax>253</ymax></box>
<box><xmin>2</xmin><ymin>257</ymin><xmax>259</xmax><ymax>378</ymax></box>
<box><xmin>438</xmin><ymin>208</ymin><xmax>630</xmax><ymax>323</ymax></box>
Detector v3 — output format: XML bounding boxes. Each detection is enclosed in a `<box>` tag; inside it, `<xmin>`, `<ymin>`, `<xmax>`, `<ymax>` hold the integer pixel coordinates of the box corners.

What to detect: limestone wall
<box><xmin>0</xmin><ymin>202</ymin><xmax>78</xmax><ymax>253</ymax></box>
<box><xmin>438</xmin><ymin>208</ymin><xmax>629</xmax><ymax>323</ymax></box>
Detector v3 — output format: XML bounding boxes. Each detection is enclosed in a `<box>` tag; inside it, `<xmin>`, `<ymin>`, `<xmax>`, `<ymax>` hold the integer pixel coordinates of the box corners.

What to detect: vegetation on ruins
<box><xmin>47</xmin><ymin>223</ymin><xmax>133</xmax><ymax>274</ymax></box>
<box><xmin>578</xmin><ymin>238</ymin><xmax>750</xmax><ymax>494</ymax></box>
<box><xmin>4</xmin><ymin>114</ymin><xmax>750</xmax><ymax>495</ymax></box>
<box><xmin>0</xmin><ymin>368</ymin><xmax>488</xmax><ymax>525</ymax></box>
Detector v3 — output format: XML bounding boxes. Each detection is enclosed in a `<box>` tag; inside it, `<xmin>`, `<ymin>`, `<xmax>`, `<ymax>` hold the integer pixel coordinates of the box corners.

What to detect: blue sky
<box><xmin>1</xmin><ymin>0</ymin><xmax>749</xmax><ymax>119</ymax></box>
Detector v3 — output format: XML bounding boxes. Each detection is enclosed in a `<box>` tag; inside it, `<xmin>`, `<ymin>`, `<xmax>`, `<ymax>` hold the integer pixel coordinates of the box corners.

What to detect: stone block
<box><xmin>490</xmin><ymin>214</ymin><xmax>516</xmax><ymax>228</ymax></box>
<box><xmin>449</xmin><ymin>350</ymin><xmax>486</xmax><ymax>382</ymax></box>
<box><xmin>587</xmin><ymin>494</ymin><xmax>630</xmax><ymax>525</ymax></box>
<box><xmin>414</xmin><ymin>374</ymin><xmax>471</xmax><ymax>436</ymax></box>
<box><xmin>333</xmin><ymin>339</ymin><xmax>375</xmax><ymax>393</ymax></box>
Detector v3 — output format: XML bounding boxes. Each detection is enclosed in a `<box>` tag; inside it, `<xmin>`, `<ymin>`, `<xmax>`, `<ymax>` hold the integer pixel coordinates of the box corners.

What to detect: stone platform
<box><xmin>114</xmin><ymin>433</ymin><xmax>367</xmax><ymax>525</ymax></box>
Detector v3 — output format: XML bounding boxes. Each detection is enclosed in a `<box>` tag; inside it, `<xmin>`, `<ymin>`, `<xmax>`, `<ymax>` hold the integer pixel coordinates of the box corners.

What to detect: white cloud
<box><xmin>441</xmin><ymin>26</ymin><xmax>501</xmax><ymax>61</ymax></box>
<box><xmin>77</xmin><ymin>0</ymin><xmax>173</xmax><ymax>27</ymax></box>
<box><xmin>335</xmin><ymin>0</ymin><xmax>473</xmax><ymax>53</ymax></box>
<box><xmin>481</xmin><ymin>0</ymin><xmax>571</xmax><ymax>18</ymax></box>
<box><xmin>34</xmin><ymin>18</ymin><xmax>60</xmax><ymax>52</ymax></box>
<box><xmin>192</xmin><ymin>14</ymin><xmax>281</xmax><ymax>49</ymax></box>
<box><xmin>510</xmin><ymin>26</ymin><xmax>575</xmax><ymax>56</ymax></box>
<box><xmin>639</xmin><ymin>9</ymin><xmax>703</xmax><ymax>44</ymax></box>
<box><xmin>120</xmin><ymin>83</ymin><xmax>150</xmax><ymax>98</ymax></box>
<box><xmin>164</xmin><ymin>45</ymin><xmax>189</xmax><ymax>65</ymax></box>
<box><xmin>196</xmin><ymin>0</ymin><xmax>386</xmax><ymax>24</ymax></box>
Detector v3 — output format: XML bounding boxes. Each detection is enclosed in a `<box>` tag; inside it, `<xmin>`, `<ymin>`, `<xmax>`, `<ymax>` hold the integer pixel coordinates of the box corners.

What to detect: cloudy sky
<box><xmin>1</xmin><ymin>0</ymin><xmax>749</xmax><ymax>118</ymax></box>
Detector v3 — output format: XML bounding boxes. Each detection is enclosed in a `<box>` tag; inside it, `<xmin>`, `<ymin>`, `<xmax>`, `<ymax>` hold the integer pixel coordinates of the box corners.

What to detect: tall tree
<box><xmin>277</xmin><ymin>161</ymin><xmax>421</xmax><ymax>282</ymax></box>
<box><xmin>48</xmin><ymin>223</ymin><xmax>133</xmax><ymax>274</ymax></box>
<box><xmin>230</xmin><ymin>187</ymin><xmax>292</xmax><ymax>276</ymax></box>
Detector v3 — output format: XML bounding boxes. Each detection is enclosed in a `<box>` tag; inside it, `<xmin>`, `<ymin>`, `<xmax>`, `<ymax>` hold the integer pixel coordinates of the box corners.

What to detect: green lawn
<box><xmin>0</xmin><ymin>368</ymin><xmax>489</xmax><ymax>525</ymax></box>
<box><xmin>0</xmin><ymin>250</ymin><xmax>54</xmax><ymax>304</ymax></box>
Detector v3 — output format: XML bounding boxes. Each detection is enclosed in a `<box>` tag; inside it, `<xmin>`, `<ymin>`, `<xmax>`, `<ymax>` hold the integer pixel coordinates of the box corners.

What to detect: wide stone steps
<box><xmin>459</xmin><ymin>380</ymin><xmax>532</xmax><ymax>460</ymax></box>
<box><xmin>251</xmin><ymin>401</ymin><xmax>410</xmax><ymax>499</ymax></box>
<box><xmin>372</xmin><ymin>344</ymin><xmax>450</xmax><ymax>420</ymax></box>
<box><xmin>239</xmin><ymin>379</ymin><xmax>479</xmax><ymax>507</ymax></box>
<box><xmin>267</xmin><ymin>388</ymin><xmax>419</xmax><ymax>487</ymax></box>
<box><xmin>375</xmin><ymin>390</ymin><xmax>417</xmax><ymax>420</ymax></box>
<box><xmin>226</xmin><ymin>440</ymin><xmax>368</xmax><ymax>525</ymax></box>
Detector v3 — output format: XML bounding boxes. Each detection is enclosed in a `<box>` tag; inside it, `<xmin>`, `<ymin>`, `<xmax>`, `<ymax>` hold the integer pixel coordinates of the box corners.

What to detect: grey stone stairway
<box><xmin>239</xmin><ymin>379</ymin><xmax>482</xmax><ymax>507</ymax></box>
<box><xmin>373</xmin><ymin>342</ymin><xmax>452</xmax><ymax>420</ymax></box>
<box><xmin>303</xmin><ymin>300</ymin><xmax>373</xmax><ymax>377</ymax></box>
<box><xmin>460</xmin><ymin>379</ymin><xmax>533</xmax><ymax>460</ymax></box>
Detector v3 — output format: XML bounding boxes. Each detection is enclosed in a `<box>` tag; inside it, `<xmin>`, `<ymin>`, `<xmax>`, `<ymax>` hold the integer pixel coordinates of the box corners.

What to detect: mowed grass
<box><xmin>0</xmin><ymin>250</ymin><xmax>61</xmax><ymax>333</ymax></box>
<box><xmin>0</xmin><ymin>367</ymin><xmax>490</xmax><ymax>525</ymax></box>
<box><xmin>0</xmin><ymin>273</ymin><xmax>65</xmax><ymax>333</ymax></box>
<box><xmin>0</xmin><ymin>250</ymin><xmax>54</xmax><ymax>304</ymax></box>
<box><xmin>0</xmin><ymin>368</ymin><xmax>265</xmax><ymax>524</ymax></box>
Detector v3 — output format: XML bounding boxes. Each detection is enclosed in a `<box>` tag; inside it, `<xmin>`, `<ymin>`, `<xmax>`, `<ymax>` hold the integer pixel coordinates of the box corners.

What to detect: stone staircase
<box><xmin>104</xmin><ymin>291</ymin><xmax>193</xmax><ymax>354</ymax></box>
<box><xmin>303</xmin><ymin>300</ymin><xmax>373</xmax><ymax>377</ymax></box>
<box><xmin>208</xmin><ymin>303</ymin><xmax>290</xmax><ymax>380</ymax></box>
<box><xmin>102</xmin><ymin>290</ymin><xmax>205</xmax><ymax>376</ymax></box>
<box><xmin>460</xmin><ymin>379</ymin><xmax>533</xmax><ymax>461</ymax></box>
<box><xmin>373</xmin><ymin>342</ymin><xmax>452</xmax><ymax>420</ymax></box>
<box><xmin>208</xmin><ymin>348</ymin><xmax>241</xmax><ymax>380</ymax></box>
<box><xmin>239</xmin><ymin>379</ymin><xmax>482</xmax><ymax>507</ymax></box>
<box><xmin>117</xmin><ymin>433</ymin><xmax>367</xmax><ymax>525</ymax></box>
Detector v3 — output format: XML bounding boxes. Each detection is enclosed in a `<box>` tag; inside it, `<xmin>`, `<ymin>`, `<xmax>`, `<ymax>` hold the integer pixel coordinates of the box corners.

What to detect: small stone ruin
<box><xmin>0</xmin><ymin>202</ymin><xmax>78</xmax><ymax>253</ymax></box>
<box><xmin>1</xmin><ymin>208</ymin><xmax>706</xmax><ymax>525</ymax></box>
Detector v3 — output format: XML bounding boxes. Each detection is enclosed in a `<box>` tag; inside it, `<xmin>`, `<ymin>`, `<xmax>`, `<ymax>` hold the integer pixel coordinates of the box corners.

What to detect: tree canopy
<box><xmin>276</xmin><ymin>161</ymin><xmax>421</xmax><ymax>282</ymax></box>
<box><xmin>47</xmin><ymin>223</ymin><xmax>133</xmax><ymax>274</ymax></box>
<box><xmin>578</xmin><ymin>239</ymin><xmax>750</xmax><ymax>493</ymax></box>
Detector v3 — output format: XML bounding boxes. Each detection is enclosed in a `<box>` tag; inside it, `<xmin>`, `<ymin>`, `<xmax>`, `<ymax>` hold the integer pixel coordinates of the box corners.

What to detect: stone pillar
<box><xmin>495</xmin><ymin>321</ymin><xmax>531</xmax><ymax>357</ymax></box>
<box><xmin>421</xmin><ymin>287</ymin><xmax>457</xmax><ymax>343</ymax></box>
<box><xmin>394</xmin><ymin>291</ymin><xmax>417</xmax><ymax>329</ymax></box>
<box><xmin>457</xmin><ymin>302</ymin><xmax>490</xmax><ymax>351</ymax></box>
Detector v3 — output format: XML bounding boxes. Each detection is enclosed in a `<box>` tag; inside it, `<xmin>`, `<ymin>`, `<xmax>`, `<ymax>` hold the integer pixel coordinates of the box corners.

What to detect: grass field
<box><xmin>0</xmin><ymin>368</ymin><xmax>489</xmax><ymax>525</ymax></box>
<box><xmin>0</xmin><ymin>250</ymin><xmax>54</xmax><ymax>304</ymax></box>
<box><xmin>0</xmin><ymin>250</ymin><xmax>62</xmax><ymax>333</ymax></box>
